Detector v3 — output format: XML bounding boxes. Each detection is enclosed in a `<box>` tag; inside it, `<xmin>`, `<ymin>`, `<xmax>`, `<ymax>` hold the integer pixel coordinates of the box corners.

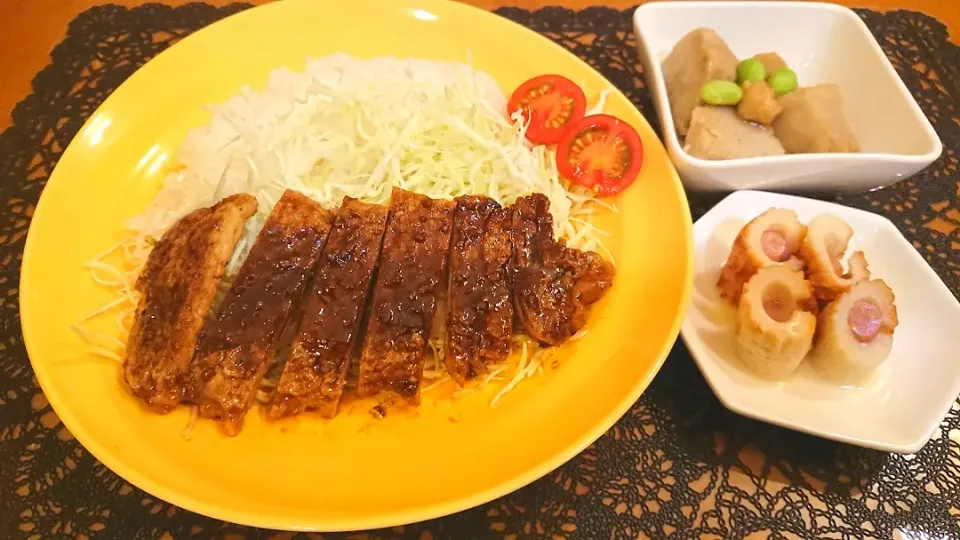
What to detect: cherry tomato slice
<box><xmin>556</xmin><ymin>114</ymin><xmax>644</xmax><ymax>197</ymax></box>
<box><xmin>508</xmin><ymin>74</ymin><xmax>587</xmax><ymax>145</ymax></box>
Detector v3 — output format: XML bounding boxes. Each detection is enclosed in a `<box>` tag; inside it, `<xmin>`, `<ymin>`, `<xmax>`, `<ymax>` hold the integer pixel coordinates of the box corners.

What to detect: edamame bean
<box><xmin>736</xmin><ymin>58</ymin><xmax>767</xmax><ymax>85</ymax></box>
<box><xmin>767</xmin><ymin>68</ymin><xmax>798</xmax><ymax>96</ymax></box>
<box><xmin>700</xmin><ymin>80</ymin><xmax>743</xmax><ymax>106</ymax></box>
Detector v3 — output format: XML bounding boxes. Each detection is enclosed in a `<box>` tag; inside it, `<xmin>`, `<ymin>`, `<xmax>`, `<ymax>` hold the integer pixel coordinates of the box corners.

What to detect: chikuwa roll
<box><xmin>808</xmin><ymin>279</ymin><xmax>898</xmax><ymax>382</ymax></box>
<box><xmin>799</xmin><ymin>214</ymin><xmax>870</xmax><ymax>302</ymax></box>
<box><xmin>718</xmin><ymin>208</ymin><xmax>807</xmax><ymax>305</ymax></box>
<box><xmin>735</xmin><ymin>265</ymin><xmax>818</xmax><ymax>379</ymax></box>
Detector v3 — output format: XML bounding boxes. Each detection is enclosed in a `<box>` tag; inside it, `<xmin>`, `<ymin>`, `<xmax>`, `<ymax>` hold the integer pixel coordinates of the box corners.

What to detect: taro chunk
<box><xmin>662</xmin><ymin>28</ymin><xmax>739</xmax><ymax>137</ymax></box>
<box><xmin>737</xmin><ymin>81</ymin><xmax>783</xmax><ymax>126</ymax></box>
<box><xmin>684</xmin><ymin>106</ymin><xmax>785</xmax><ymax>160</ymax></box>
<box><xmin>752</xmin><ymin>52</ymin><xmax>788</xmax><ymax>73</ymax></box>
<box><xmin>773</xmin><ymin>84</ymin><xmax>861</xmax><ymax>154</ymax></box>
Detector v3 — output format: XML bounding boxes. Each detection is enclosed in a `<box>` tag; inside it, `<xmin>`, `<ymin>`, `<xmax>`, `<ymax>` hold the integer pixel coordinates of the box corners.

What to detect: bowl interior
<box><xmin>635</xmin><ymin>2</ymin><xmax>936</xmax><ymax>156</ymax></box>
<box><xmin>684</xmin><ymin>190</ymin><xmax>960</xmax><ymax>452</ymax></box>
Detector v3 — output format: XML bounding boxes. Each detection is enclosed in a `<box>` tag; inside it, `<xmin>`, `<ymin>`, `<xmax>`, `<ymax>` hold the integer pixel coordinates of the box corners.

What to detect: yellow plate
<box><xmin>20</xmin><ymin>0</ymin><xmax>692</xmax><ymax>531</ymax></box>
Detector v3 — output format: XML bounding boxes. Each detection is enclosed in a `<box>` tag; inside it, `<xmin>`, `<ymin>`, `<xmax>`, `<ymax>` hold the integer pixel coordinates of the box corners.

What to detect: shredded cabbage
<box><xmin>127</xmin><ymin>55</ymin><xmax>610</xmax><ymax>265</ymax></box>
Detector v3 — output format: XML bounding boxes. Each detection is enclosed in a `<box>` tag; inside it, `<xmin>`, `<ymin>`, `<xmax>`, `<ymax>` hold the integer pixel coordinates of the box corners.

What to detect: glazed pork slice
<box><xmin>269</xmin><ymin>198</ymin><xmax>389</xmax><ymax>419</ymax></box>
<box><xmin>445</xmin><ymin>196</ymin><xmax>514</xmax><ymax>385</ymax></box>
<box><xmin>357</xmin><ymin>188</ymin><xmax>454</xmax><ymax>405</ymax></box>
<box><xmin>123</xmin><ymin>193</ymin><xmax>258</xmax><ymax>413</ymax></box>
<box><xmin>510</xmin><ymin>194</ymin><xmax>615</xmax><ymax>345</ymax></box>
<box><xmin>190</xmin><ymin>190</ymin><xmax>332</xmax><ymax>435</ymax></box>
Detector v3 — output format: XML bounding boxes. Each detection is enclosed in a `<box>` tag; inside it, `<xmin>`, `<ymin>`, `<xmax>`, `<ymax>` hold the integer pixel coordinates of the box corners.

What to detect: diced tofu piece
<box><xmin>752</xmin><ymin>52</ymin><xmax>787</xmax><ymax>73</ymax></box>
<box><xmin>662</xmin><ymin>28</ymin><xmax>739</xmax><ymax>136</ymax></box>
<box><xmin>684</xmin><ymin>106</ymin><xmax>785</xmax><ymax>160</ymax></box>
<box><xmin>773</xmin><ymin>84</ymin><xmax>861</xmax><ymax>154</ymax></box>
<box><xmin>737</xmin><ymin>81</ymin><xmax>783</xmax><ymax>125</ymax></box>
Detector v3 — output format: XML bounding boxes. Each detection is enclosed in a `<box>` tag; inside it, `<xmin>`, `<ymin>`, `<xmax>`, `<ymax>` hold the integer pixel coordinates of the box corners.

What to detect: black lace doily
<box><xmin>2</xmin><ymin>4</ymin><xmax>959</xmax><ymax>539</ymax></box>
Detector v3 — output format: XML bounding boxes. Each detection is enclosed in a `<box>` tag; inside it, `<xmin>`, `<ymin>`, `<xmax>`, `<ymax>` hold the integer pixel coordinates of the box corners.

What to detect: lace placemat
<box><xmin>1</xmin><ymin>4</ymin><xmax>958</xmax><ymax>539</ymax></box>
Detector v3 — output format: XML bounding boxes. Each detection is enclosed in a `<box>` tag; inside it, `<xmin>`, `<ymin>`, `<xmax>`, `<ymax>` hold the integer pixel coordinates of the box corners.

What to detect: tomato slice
<box><xmin>555</xmin><ymin>114</ymin><xmax>644</xmax><ymax>197</ymax></box>
<box><xmin>507</xmin><ymin>74</ymin><xmax>587</xmax><ymax>145</ymax></box>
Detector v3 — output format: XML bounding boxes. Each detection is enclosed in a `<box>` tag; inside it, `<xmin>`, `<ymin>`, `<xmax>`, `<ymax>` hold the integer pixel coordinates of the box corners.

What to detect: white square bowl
<box><xmin>682</xmin><ymin>190</ymin><xmax>960</xmax><ymax>453</ymax></box>
<box><xmin>633</xmin><ymin>1</ymin><xmax>942</xmax><ymax>193</ymax></box>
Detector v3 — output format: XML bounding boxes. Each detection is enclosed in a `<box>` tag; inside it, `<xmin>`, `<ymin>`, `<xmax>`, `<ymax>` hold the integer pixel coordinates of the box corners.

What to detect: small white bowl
<box><xmin>682</xmin><ymin>190</ymin><xmax>960</xmax><ymax>453</ymax></box>
<box><xmin>633</xmin><ymin>1</ymin><xmax>942</xmax><ymax>193</ymax></box>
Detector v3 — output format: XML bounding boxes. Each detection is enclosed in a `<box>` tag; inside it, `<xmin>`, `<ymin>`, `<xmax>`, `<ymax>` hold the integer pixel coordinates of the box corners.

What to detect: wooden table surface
<box><xmin>0</xmin><ymin>0</ymin><xmax>956</xmax><ymax>131</ymax></box>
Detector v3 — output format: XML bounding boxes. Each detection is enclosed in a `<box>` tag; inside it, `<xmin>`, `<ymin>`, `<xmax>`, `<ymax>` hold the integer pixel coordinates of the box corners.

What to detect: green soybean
<box><xmin>736</xmin><ymin>58</ymin><xmax>767</xmax><ymax>85</ymax></box>
<box><xmin>767</xmin><ymin>67</ymin><xmax>799</xmax><ymax>96</ymax></box>
<box><xmin>700</xmin><ymin>80</ymin><xmax>743</xmax><ymax>106</ymax></box>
